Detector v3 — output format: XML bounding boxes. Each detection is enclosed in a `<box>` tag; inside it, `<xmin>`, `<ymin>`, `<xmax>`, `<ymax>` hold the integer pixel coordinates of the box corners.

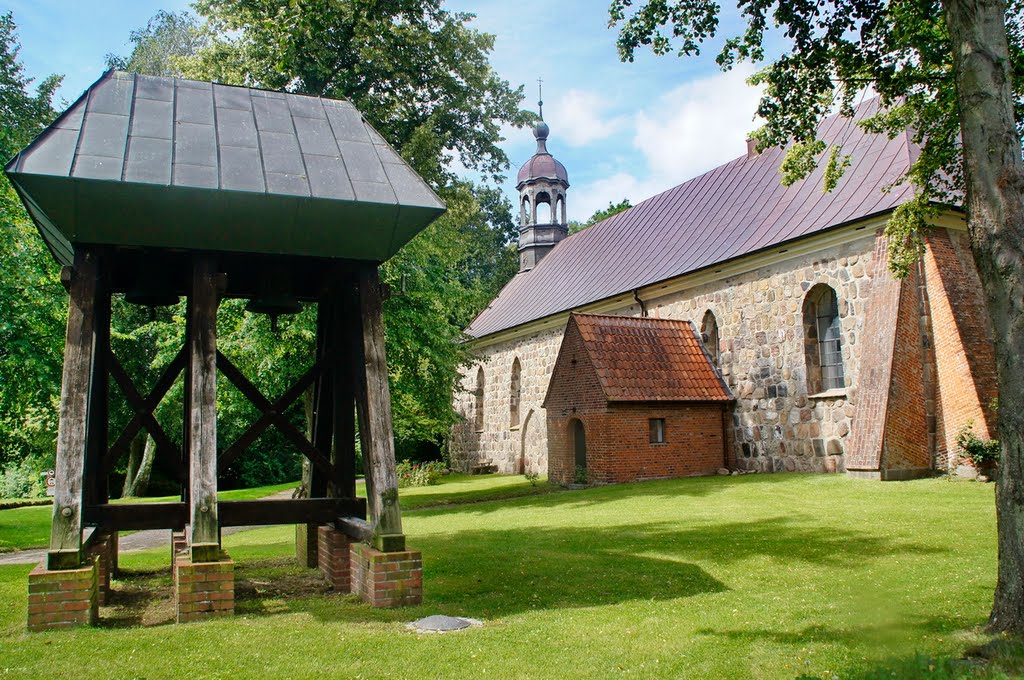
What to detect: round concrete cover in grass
<box><xmin>407</xmin><ymin>615</ymin><xmax>481</xmax><ymax>633</ymax></box>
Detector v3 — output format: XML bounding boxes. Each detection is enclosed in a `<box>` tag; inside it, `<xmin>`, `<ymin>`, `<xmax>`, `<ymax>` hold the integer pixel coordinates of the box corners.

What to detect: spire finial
<box><xmin>537</xmin><ymin>77</ymin><xmax>544</xmax><ymax>120</ymax></box>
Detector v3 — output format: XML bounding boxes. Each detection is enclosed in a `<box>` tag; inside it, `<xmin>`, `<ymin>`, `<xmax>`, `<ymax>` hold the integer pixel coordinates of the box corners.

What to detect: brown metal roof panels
<box><xmin>468</xmin><ymin>99</ymin><xmax>923</xmax><ymax>339</ymax></box>
<box><xmin>570</xmin><ymin>313</ymin><xmax>733</xmax><ymax>402</ymax></box>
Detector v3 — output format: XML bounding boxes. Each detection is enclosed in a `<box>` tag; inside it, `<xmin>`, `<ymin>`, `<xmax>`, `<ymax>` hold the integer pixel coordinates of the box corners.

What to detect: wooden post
<box><xmin>48</xmin><ymin>249</ymin><xmax>100</xmax><ymax>570</ymax></box>
<box><xmin>352</xmin><ymin>265</ymin><xmax>404</xmax><ymax>551</ymax></box>
<box><xmin>334</xmin><ymin>279</ymin><xmax>357</xmax><ymax>499</ymax></box>
<box><xmin>85</xmin><ymin>289</ymin><xmax>110</xmax><ymax>508</ymax></box>
<box><xmin>187</xmin><ymin>257</ymin><xmax>221</xmax><ymax>562</ymax></box>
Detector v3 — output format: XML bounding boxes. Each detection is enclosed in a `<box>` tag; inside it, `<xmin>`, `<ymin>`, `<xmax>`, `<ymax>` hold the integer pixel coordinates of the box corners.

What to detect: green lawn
<box><xmin>0</xmin><ymin>473</ymin><xmax>1017</xmax><ymax>678</ymax></box>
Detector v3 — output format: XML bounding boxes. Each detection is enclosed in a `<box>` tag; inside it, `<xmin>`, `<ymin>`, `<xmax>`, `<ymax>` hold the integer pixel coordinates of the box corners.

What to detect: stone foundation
<box><xmin>317</xmin><ymin>525</ymin><xmax>352</xmax><ymax>591</ymax></box>
<box><xmin>27</xmin><ymin>556</ymin><xmax>99</xmax><ymax>632</ymax></box>
<box><xmin>350</xmin><ymin>543</ymin><xmax>422</xmax><ymax>607</ymax></box>
<box><xmin>174</xmin><ymin>549</ymin><xmax>234</xmax><ymax>623</ymax></box>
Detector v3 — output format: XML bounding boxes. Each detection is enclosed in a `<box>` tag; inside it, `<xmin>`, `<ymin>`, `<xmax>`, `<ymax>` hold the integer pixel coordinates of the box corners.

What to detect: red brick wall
<box><xmin>846</xmin><ymin>232</ymin><xmax>902</xmax><ymax>471</ymax></box>
<box><xmin>923</xmin><ymin>229</ymin><xmax>1000</xmax><ymax>467</ymax></box>
<box><xmin>882</xmin><ymin>264</ymin><xmax>931</xmax><ymax>472</ymax></box>
<box><xmin>544</xmin><ymin>319</ymin><xmax>611</xmax><ymax>484</ymax></box>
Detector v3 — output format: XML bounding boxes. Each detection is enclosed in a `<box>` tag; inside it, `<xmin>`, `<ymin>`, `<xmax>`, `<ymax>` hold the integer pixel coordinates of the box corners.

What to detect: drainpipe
<box><xmin>632</xmin><ymin>289</ymin><xmax>648</xmax><ymax>317</ymax></box>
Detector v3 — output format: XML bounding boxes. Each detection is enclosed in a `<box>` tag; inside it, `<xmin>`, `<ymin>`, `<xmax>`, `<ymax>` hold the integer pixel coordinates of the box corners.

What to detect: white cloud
<box><xmin>547</xmin><ymin>89</ymin><xmax>625</xmax><ymax>147</ymax></box>
<box><xmin>632</xmin><ymin>65</ymin><xmax>763</xmax><ymax>184</ymax></box>
<box><xmin>567</xmin><ymin>67</ymin><xmax>763</xmax><ymax>222</ymax></box>
<box><xmin>570</xmin><ymin>172</ymin><xmax>673</xmax><ymax>223</ymax></box>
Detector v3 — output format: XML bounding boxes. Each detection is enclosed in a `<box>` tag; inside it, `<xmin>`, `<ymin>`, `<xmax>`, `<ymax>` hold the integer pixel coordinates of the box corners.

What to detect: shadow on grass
<box><xmin>695</xmin><ymin>614</ymin><xmax>974</xmax><ymax>647</ymax></box>
<box><xmin>406</xmin><ymin>472</ymin><xmax>806</xmax><ymax>519</ymax></box>
<box><xmin>822</xmin><ymin>636</ymin><xmax>1024</xmax><ymax>679</ymax></box>
<box><xmin>99</xmin><ymin>565</ymin><xmax>175</xmax><ymax>628</ymax></box>
<box><xmin>232</xmin><ymin>508</ymin><xmax>943</xmax><ymax>624</ymax></box>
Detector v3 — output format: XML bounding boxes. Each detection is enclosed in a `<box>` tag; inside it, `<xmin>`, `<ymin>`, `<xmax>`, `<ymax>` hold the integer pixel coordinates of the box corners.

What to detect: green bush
<box><xmin>0</xmin><ymin>457</ymin><xmax>48</xmax><ymax>498</ymax></box>
<box><xmin>396</xmin><ymin>460</ymin><xmax>445</xmax><ymax>488</ymax></box>
<box><xmin>956</xmin><ymin>421</ymin><xmax>1001</xmax><ymax>467</ymax></box>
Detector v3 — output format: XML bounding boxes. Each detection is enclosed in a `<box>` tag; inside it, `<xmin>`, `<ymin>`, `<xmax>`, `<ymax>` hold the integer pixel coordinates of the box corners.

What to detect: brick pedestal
<box><xmin>86</xmin><ymin>532</ymin><xmax>116</xmax><ymax>605</ymax></box>
<box><xmin>27</xmin><ymin>556</ymin><xmax>99</xmax><ymax>631</ymax></box>
<box><xmin>317</xmin><ymin>525</ymin><xmax>352</xmax><ymax>591</ymax></box>
<box><xmin>350</xmin><ymin>543</ymin><xmax>422</xmax><ymax>607</ymax></box>
<box><xmin>174</xmin><ymin>550</ymin><xmax>234</xmax><ymax>623</ymax></box>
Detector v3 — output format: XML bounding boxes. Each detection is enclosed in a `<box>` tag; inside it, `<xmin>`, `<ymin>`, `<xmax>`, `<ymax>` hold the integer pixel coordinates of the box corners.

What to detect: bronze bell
<box><xmin>245</xmin><ymin>268</ymin><xmax>302</xmax><ymax>332</ymax></box>
<box><xmin>125</xmin><ymin>267</ymin><xmax>179</xmax><ymax>308</ymax></box>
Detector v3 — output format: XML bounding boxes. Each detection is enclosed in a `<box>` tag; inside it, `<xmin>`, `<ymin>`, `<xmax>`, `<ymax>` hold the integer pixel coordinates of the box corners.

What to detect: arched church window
<box><xmin>521</xmin><ymin>196</ymin><xmax>531</xmax><ymax>226</ymax></box>
<box><xmin>803</xmin><ymin>284</ymin><xmax>845</xmax><ymax>393</ymax></box>
<box><xmin>556</xmin><ymin>196</ymin><xmax>566</xmax><ymax>224</ymax></box>
<box><xmin>474</xmin><ymin>366</ymin><xmax>485</xmax><ymax>431</ymax></box>
<box><xmin>701</xmin><ymin>310</ymin><xmax>720</xmax><ymax>367</ymax></box>
<box><xmin>510</xmin><ymin>358</ymin><xmax>522</xmax><ymax>428</ymax></box>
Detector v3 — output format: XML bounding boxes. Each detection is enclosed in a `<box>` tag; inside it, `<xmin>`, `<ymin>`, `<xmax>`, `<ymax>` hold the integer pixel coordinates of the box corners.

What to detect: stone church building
<box><xmin>449</xmin><ymin>100</ymin><xmax>998</xmax><ymax>483</ymax></box>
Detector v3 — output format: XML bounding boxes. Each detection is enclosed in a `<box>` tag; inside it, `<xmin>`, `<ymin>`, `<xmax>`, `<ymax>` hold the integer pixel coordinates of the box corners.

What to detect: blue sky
<box><xmin>8</xmin><ymin>0</ymin><xmax>768</xmax><ymax>222</ymax></box>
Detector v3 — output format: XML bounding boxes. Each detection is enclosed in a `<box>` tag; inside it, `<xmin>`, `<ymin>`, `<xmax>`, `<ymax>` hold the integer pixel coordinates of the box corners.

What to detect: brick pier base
<box><xmin>317</xmin><ymin>526</ymin><xmax>352</xmax><ymax>591</ymax></box>
<box><xmin>174</xmin><ymin>550</ymin><xmax>234</xmax><ymax>623</ymax></box>
<box><xmin>350</xmin><ymin>543</ymin><xmax>422</xmax><ymax>607</ymax></box>
<box><xmin>86</xmin><ymin>532</ymin><xmax>117</xmax><ymax>605</ymax></box>
<box><xmin>27</xmin><ymin>556</ymin><xmax>99</xmax><ymax>632</ymax></box>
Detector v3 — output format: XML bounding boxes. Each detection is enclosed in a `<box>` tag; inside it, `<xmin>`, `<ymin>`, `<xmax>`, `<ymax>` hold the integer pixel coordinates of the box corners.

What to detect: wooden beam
<box><xmin>188</xmin><ymin>256</ymin><xmax>220</xmax><ymax>562</ymax></box>
<box><xmin>84</xmin><ymin>288</ymin><xmax>110</xmax><ymax>508</ymax></box>
<box><xmin>309</xmin><ymin>296</ymin><xmax>334</xmax><ymax>499</ymax></box>
<box><xmin>48</xmin><ymin>249</ymin><xmax>100</xmax><ymax>569</ymax></box>
<box><xmin>353</xmin><ymin>265</ymin><xmax>404</xmax><ymax>548</ymax></box>
<box><xmin>106</xmin><ymin>350</ymin><xmax>181</xmax><ymax>476</ymax></box>
<box><xmin>216</xmin><ymin>349</ymin><xmax>332</xmax><ymax>473</ymax></box>
<box><xmin>335</xmin><ymin>516</ymin><xmax>374</xmax><ymax>543</ymax></box>
<box><xmin>105</xmin><ymin>348</ymin><xmax>185</xmax><ymax>474</ymax></box>
<box><xmin>85</xmin><ymin>502</ymin><xmax>188</xmax><ymax>531</ymax></box>
<box><xmin>219</xmin><ymin>498</ymin><xmax>365</xmax><ymax>526</ymax></box>
<box><xmin>334</xmin><ymin>284</ymin><xmax>357</xmax><ymax>498</ymax></box>
<box><xmin>83</xmin><ymin>498</ymin><xmax>367</xmax><ymax>531</ymax></box>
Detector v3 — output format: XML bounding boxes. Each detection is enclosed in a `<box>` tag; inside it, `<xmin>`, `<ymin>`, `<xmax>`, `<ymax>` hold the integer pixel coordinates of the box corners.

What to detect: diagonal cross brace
<box><xmin>105</xmin><ymin>347</ymin><xmax>185</xmax><ymax>476</ymax></box>
<box><xmin>215</xmin><ymin>350</ymin><xmax>336</xmax><ymax>481</ymax></box>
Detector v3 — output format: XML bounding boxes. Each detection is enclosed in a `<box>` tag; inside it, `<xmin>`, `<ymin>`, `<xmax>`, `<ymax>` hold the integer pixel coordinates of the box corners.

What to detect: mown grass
<box><xmin>0</xmin><ymin>473</ymin><xmax>1017</xmax><ymax>678</ymax></box>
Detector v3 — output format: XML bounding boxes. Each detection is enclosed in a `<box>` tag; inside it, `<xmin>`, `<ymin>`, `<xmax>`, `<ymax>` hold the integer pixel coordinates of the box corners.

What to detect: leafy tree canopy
<box><xmin>103</xmin><ymin>3</ymin><xmax>528</xmax><ymax>462</ymax></box>
<box><xmin>611</xmin><ymin>0</ymin><xmax>1024</xmax><ymax>276</ymax></box>
<box><xmin>0</xmin><ymin>13</ymin><xmax>64</xmax><ymax>472</ymax></box>
<box><xmin>569</xmin><ymin>198</ymin><xmax>634</xmax><ymax>234</ymax></box>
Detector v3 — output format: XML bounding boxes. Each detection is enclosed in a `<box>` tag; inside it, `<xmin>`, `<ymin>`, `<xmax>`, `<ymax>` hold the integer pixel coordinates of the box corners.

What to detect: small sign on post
<box><xmin>44</xmin><ymin>470</ymin><xmax>55</xmax><ymax>497</ymax></box>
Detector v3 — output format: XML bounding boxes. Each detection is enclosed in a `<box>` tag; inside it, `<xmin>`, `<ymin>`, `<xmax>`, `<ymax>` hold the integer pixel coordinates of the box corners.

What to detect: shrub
<box><xmin>955</xmin><ymin>421</ymin><xmax>1001</xmax><ymax>467</ymax></box>
<box><xmin>396</xmin><ymin>460</ymin><xmax>446</xmax><ymax>488</ymax></box>
<box><xmin>0</xmin><ymin>457</ymin><xmax>48</xmax><ymax>498</ymax></box>
<box><xmin>574</xmin><ymin>464</ymin><xmax>588</xmax><ymax>485</ymax></box>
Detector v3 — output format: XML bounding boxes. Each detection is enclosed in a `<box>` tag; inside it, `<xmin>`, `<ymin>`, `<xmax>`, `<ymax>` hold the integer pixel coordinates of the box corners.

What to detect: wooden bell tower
<box><xmin>6</xmin><ymin>71</ymin><xmax>445</xmax><ymax>629</ymax></box>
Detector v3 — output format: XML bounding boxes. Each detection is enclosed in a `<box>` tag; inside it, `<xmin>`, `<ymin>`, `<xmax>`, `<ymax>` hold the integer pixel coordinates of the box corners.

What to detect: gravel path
<box><xmin>0</xmin><ymin>488</ymin><xmax>296</xmax><ymax>566</ymax></box>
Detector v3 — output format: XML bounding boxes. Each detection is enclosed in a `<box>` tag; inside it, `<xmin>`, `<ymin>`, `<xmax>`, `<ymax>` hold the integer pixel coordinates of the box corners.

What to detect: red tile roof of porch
<box><xmin>572</xmin><ymin>313</ymin><xmax>733</xmax><ymax>402</ymax></box>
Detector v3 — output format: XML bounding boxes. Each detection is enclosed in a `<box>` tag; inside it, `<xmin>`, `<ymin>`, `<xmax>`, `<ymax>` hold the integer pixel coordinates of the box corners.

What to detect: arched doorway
<box><xmin>571</xmin><ymin>418</ymin><xmax>587</xmax><ymax>480</ymax></box>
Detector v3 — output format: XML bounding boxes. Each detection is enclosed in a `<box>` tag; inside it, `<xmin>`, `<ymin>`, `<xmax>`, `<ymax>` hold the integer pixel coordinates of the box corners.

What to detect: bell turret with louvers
<box><xmin>516</xmin><ymin>119</ymin><xmax>569</xmax><ymax>272</ymax></box>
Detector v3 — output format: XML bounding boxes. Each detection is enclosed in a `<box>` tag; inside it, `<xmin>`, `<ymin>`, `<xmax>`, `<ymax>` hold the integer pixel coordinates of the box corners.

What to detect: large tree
<box><xmin>610</xmin><ymin>0</ymin><xmax>1024</xmax><ymax>632</ymax></box>
<box><xmin>0</xmin><ymin>13</ymin><xmax>64</xmax><ymax>491</ymax></box>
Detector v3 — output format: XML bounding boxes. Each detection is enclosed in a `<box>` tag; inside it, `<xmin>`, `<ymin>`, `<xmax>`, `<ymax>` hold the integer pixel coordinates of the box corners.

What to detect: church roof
<box><xmin>468</xmin><ymin>99</ymin><xmax>923</xmax><ymax>339</ymax></box>
<box><xmin>560</xmin><ymin>313</ymin><xmax>733</xmax><ymax>403</ymax></box>
<box><xmin>5</xmin><ymin>70</ymin><xmax>445</xmax><ymax>265</ymax></box>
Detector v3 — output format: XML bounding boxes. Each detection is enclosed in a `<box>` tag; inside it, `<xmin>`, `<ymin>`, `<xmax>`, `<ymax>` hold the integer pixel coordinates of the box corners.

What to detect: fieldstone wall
<box><xmin>451</xmin><ymin>226</ymin><xmax>993</xmax><ymax>478</ymax></box>
<box><xmin>449</xmin><ymin>326</ymin><xmax>565</xmax><ymax>474</ymax></box>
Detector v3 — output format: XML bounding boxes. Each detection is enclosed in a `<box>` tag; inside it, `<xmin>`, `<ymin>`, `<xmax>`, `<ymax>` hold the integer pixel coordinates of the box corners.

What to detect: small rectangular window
<box><xmin>649</xmin><ymin>418</ymin><xmax>666</xmax><ymax>444</ymax></box>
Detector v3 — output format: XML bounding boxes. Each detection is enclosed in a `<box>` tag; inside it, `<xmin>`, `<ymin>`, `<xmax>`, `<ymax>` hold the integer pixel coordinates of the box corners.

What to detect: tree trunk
<box><xmin>123</xmin><ymin>435</ymin><xmax>155</xmax><ymax>498</ymax></box>
<box><xmin>121</xmin><ymin>431</ymin><xmax>145</xmax><ymax>498</ymax></box>
<box><xmin>943</xmin><ymin>0</ymin><xmax>1024</xmax><ymax>634</ymax></box>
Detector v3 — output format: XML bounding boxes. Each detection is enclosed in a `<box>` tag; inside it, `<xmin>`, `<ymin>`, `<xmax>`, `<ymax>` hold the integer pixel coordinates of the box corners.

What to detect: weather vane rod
<box><xmin>537</xmin><ymin>77</ymin><xmax>544</xmax><ymax>120</ymax></box>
